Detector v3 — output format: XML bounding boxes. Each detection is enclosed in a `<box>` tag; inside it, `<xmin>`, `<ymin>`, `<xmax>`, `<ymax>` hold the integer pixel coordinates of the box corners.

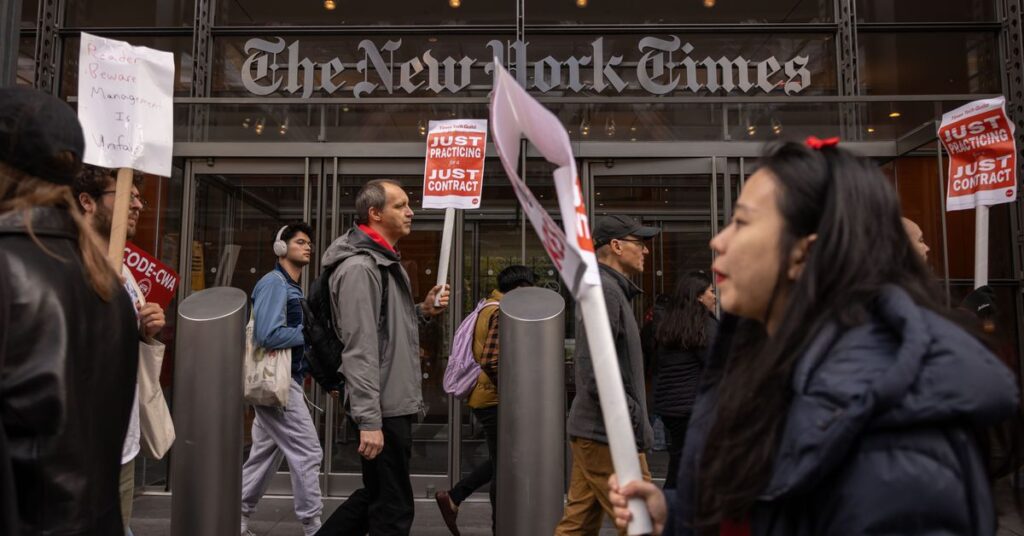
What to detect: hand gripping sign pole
<box><xmin>938</xmin><ymin>96</ymin><xmax>1018</xmax><ymax>289</ymax></box>
<box><xmin>489</xmin><ymin>62</ymin><xmax>652</xmax><ymax>535</ymax></box>
<box><xmin>422</xmin><ymin>119</ymin><xmax>488</xmax><ymax>306</ymax></box>
<box><xmin>77</xmin><ymin>32</ymin><xmax>175</xmax><ymax>268</ymax></box>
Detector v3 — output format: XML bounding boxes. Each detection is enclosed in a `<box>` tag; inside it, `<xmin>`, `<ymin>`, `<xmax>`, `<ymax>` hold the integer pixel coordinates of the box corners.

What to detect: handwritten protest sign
<box><xmin>423</xmin><ymin>119</ymin><xmax>488</xmax><ymax>210</ymax></box>
<box><xmin>124</xmin><ymin>241</ymin><xmax>180</xmax><ymax>310</ymax></box>
<box><xmin>77</xmin><ymin>32</ymin><xmax>175</xmax><ymax>269</ymax></box>
<box><xmin>77</xmin><ymin>32</ymin><xmax>175</xmax><ymax>177</ymax></box>
<box><xmin>489</xmin><ymin>62</ymin><xmax>651</xmax><ymax>535</ymax></box>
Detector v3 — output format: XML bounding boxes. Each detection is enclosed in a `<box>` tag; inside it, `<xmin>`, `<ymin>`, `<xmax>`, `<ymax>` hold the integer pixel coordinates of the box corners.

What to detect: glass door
<box><xmin>324</xmin><ymin>159</ymin><xmax>453</xmax><ymax>497</ymax></box>
<box><xmin>588</xmin><ymin>157</ymin><xmax>719</xmax><ymax>484</ymax></box>
<box><xmin>185</xmin><ymin>157</ymin><xmax>324</xmax><ymax>495</ymax></box>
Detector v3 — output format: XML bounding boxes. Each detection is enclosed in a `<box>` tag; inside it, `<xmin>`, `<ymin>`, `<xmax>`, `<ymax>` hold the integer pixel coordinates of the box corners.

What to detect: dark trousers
<box><xmin>449</xmin><ymin>406</ymin><xmax>497</xmax><ymax>529</ymax></box>
<box><xmin>318</xmin><ymin>415</ymin><xmax>414</xmax><ymax>536</ymax></box>
<box><xmin>661</xmin><ymin>414</ymin><xmax>690</xmax><ymax>490</ymax></box>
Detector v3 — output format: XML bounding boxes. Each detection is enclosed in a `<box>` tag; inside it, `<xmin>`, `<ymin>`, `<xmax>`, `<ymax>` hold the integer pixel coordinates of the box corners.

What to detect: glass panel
<box><xmin>65</xmin><ymin>0</ymin><xmax>192</xmax><ymax>27</ymax></box>
<box><xmin>859</xmin><ymin>32</ymin><xmax>1000</xmax><ymax>95</ymax></box>
<box><xmin>216</xmin><ymin>0</ymin><xmax>515</xmax><ymax>26</ymax></box>
<box><xmin>521</xmin><ymin>33</ymin><xmax>836</xmax><ymax>97</ymax></box>
<box><xmin>60</xmin><ymin>36</ymin><xmax>194</xmax><ymax>98</ymax></box>
<box><xmin>21</xmin><ymin>0</ymin><xmax>37</xmax><ymax>29</ymax></box>
<box><xmin>329</xmin><ymin>175</ymin><xmax>449</xmax><ymax>476</ymax></box>
<box><xmin>892</xmin><ymin>154</ymin><xmax>1014</xmax><ymax>281</ymax></box>
<box><xmin>526</xmin><ymin>0</ymin><xmax>833</xmax><ymax>24</ymax></box>
<box><xmin>857</xmin><ymin>0</ymin><xmax>996</xmax><ymax>22</ymax></box>
<box><xmin>17</xmin><ymin>35</ymin><xmax>34</xmax><ymax>87</ymax></box>
<box><xmin>950</xmin><ymin>284</ymin><xmax>1020</xmax><ymax>376</ymax></box>
<box><xmin>135</xmin><ymin>161</ymin><xmax>185</xmax><ymax>490</ymax></box>
<box><xmin>191</xmin><ymin>167</ymin><xmax>319</xmax><ymax>475</ymax></box>
<box><xmin>212</xmin><ymin>35</ymin><xmax>512</xmax><ymax>98</ymax></box>
<box><xmin>591</xmin><ymin>166</ymin><xmax>714</xmax><ymax>481</ymax></box>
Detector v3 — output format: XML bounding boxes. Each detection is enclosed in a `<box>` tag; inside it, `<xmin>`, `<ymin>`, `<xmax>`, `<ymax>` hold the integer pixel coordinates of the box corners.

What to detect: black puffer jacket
<box><xmin>0</xmin><ymin>207</ymin><xmax>138</xmax><ymax>536</ymax></box>
<box><xmin>648</xmin><ymin>313</ymin><xmax>717</xmax><ymax>418</ymax></box>
<box><xmin>666</xmin><ymin>286</ymin><xmax>1019</xmax><ymax>536</ymax></box>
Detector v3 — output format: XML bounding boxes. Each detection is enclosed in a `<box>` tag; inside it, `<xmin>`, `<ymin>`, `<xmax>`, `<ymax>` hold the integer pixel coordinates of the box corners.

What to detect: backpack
<box><xmin>443</xmin><ymin>299</ymin><xmax>499</xmax><ymax>399</ymax></box>
<box><xmin>301</xmin><ymin>255</ymin><xmax>389</xmax><ymax>393</ymax></box>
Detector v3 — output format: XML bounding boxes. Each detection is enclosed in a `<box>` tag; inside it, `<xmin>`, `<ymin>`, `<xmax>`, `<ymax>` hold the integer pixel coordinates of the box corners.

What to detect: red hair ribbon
<box><xmin>805</xmin><ymin>136</ymin><xmax>840</xmax><ymax>149</ymax></box>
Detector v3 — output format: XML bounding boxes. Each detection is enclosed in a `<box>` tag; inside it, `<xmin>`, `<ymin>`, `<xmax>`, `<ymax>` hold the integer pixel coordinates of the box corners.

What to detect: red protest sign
<box><xmin>939</xmin><ymin>96</ymin><xmax>1017</xmax><ymax>211</ymax></box>
<box><xmin>422</xmin><ymin>119</ymin><xmax>487</xmax><ymax>210</ymax></box>
<box><xmin>123</xmin><ymin>241</ymin><xmax>179</xmax><ymax>309</ymax></box>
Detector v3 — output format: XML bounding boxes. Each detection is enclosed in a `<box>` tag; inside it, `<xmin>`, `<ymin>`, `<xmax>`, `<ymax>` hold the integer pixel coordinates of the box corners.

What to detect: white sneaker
<box><xmin>302</xmin><ymin>516</ymin><xmax>321</xmax><ymax>536</ymax></box>
<box><xmin>241</xmin><ymin>513</ymin><xmax>254</xmax><ymax>536</ymax></box>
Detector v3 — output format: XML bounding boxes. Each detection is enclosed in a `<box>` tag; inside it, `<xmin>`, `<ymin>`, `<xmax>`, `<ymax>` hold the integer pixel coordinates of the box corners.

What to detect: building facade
<box><xmin>13</xmin><ymin>0</ymin><xmax>1024</xmax><ymax>498</ymax></box>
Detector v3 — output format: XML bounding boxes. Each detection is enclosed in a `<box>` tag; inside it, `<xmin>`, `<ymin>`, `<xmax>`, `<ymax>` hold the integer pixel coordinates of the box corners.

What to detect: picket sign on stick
<box><xmin>76</xmin><ymin>32</ymin><xmax>175</xmax><ymax>269</ymax></box>
<box><xmin>938</xmin><ymin>96</ymin><xmax>1017</xmax><ymax>289</ymax></box>
<box><xmin>434</xmin><ymin>207</ymin><xmax>457</xmax><ymax>306</ymax></box>
<box><xmin>489</xmin><ymin>62</ymin><xmax>652</xmax><ymax>536</ymax></box>
<box><xmin>107</xmin><ymin>168</ymin><xmax>135</xmax><ymax>268</ymax></box>
<box><xmin>422</xmin><ymin>119</ymin><xmax>488</xmax><ymax>306</ymax></box>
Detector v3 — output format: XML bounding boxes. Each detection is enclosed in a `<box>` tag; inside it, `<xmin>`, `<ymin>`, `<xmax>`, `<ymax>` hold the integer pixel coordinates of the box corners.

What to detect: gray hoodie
<box><xmin>322</xmin><ymin>227</ymin><xmax>426</xmax><ymax>430</ymax></box>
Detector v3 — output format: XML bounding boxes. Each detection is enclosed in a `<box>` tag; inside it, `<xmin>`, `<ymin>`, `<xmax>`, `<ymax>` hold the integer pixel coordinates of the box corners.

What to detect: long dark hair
<box><xmin>656</xmin><ymin>270</ymin><xmax>713</xmax><ymax>350</ymax></box>
<box><xmin>696</xmin><ymin>141</ymin><xmax>946</xmax><ymax>529</ymax></box>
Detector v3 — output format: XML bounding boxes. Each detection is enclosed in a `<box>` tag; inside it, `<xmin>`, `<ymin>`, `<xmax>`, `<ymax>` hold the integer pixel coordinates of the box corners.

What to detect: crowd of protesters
<box><xmin>0</xmin><ymin>85</ymin><xmax>1020</xmax><ymax>536</ymax></box>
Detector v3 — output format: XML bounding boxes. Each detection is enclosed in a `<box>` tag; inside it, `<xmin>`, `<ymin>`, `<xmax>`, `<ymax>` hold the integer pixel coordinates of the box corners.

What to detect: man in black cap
<box><xmin>556</xmin><ymin>215</ymin><xmax>658</xmax><ymax>536</ymax></box>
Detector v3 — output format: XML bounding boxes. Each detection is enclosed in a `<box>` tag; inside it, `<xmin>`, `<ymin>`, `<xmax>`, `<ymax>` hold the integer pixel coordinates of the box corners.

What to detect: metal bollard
<box><xmin>171</xmin><ymin>287</ymin><xmax>249</xmax><ymax>536</ymax></box>
<box><xmin>496</xmin><ymin>287</ymin><xmax>566</xmax><ymax>536</ymax></box>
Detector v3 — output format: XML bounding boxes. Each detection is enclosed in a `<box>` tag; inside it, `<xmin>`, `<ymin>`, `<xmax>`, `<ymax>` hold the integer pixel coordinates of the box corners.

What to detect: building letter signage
<box><xmin>240</xmin><ymin>36</ymin><xmax>814</xmax><ymax>98</ymax></box>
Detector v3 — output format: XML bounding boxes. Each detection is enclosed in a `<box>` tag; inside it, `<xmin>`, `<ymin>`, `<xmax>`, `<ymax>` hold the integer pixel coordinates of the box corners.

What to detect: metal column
<box><xmin>496</xmin><ymin>287</ymin><xmax>565</xmax><ymax>536</ymax></box>
<box><xmin>171</xmin><ymin>287</ymin><xmax>249</xmax><ymax>536</ymax></box>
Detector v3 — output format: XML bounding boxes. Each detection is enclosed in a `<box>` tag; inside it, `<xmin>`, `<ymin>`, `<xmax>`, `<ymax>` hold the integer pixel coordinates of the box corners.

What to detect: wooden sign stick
<box><xmin>107</xmin><ymin>167</ymin><xmax>134</xmax><ymax>270</ymax></box>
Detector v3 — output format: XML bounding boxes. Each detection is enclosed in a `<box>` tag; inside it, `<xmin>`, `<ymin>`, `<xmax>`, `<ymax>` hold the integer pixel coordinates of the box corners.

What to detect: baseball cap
<box><xmin>0</xmin><ymin>87</ymin><xmax>85</xmax><ymax>185</ymax></box>
<box><xmin>592</xmin><ymin>215</ymin><xmax>660</xmax><ymax>249</ymax></box>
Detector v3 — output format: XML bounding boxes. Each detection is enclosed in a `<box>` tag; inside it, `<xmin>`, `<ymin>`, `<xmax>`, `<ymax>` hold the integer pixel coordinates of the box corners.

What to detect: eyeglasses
<box><xmin>100</xmin><ymin>190</ymin><xmax>149</xmax><ymax>210</ymax></box>
<box><xmin>293</xmin><ymin>239</ymin><xmax>313</xmax><ymax>248</ymax></box>
<box><xmin>614</xmin><ymin>237</ymin><xmax>647</xmax><ymax>246</ymax></box>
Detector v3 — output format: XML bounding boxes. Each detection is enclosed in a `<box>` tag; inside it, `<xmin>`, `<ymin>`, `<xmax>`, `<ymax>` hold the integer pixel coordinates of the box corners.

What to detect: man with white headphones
<box><xmin>240</xmin><ymin>222</ymin><xmax>322</xmax><ymax>536</ymax></box>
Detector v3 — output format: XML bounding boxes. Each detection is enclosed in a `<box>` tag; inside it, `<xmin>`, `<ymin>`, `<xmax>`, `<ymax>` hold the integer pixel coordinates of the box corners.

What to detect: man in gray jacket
<box><xmin>556</xmin><ymin>215</ymin><xmax>657</xmax><ymax>536</ymax></box>
<box><xmin>317</xmin><ymin>179</ymin><xmax>449</xmax><ymax>536</ymax></box>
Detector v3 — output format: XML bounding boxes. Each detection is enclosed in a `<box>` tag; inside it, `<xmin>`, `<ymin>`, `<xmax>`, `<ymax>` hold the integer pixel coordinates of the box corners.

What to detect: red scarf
<box><xmin>720</xmin><ymin>519</ymin><xmax>751</xmax><ymax>536</ymax></box>
<box><xmin>358</xmin><ymin>224</ymin><xmax>396</xmax><ymax>253</ymax></box>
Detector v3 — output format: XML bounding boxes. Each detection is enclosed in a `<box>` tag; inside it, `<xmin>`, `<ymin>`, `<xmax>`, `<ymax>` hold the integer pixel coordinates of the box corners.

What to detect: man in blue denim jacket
<box><xmin>241</xmin><ymin>222</ymin><xmax>323</xmax><ymax>536</ymax></box>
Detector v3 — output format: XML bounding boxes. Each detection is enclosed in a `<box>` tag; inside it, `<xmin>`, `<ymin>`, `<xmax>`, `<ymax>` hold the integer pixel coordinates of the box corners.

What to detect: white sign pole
<box><xmin>975</xmin><ymin>205</ymin><xmax>990</xmax><ymax>289</ymax></box>
<box><xmin>434</xmin><ymin>207</ymin><xmax>456</xmax><ymax>306</ymax></box>
<box><xmin>489</xmin><ymin>62</ymin><xmax>651</xmax><ymax>535</ymax></box>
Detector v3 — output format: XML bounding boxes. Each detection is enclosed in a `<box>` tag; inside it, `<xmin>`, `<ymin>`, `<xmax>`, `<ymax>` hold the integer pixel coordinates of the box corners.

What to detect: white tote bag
<box><xmin>125</xmin><ymin>272</ymin><xmax>176</xmax><ymax>460</ymax></box>
<box><xmin>243</xmin><ymin>313</ymin><xmax>291</xmax><ymax>407</ymax></box>
<box><xmin>138</xmin><ymin>340</ymin><xmax>175</xmax><ymax>459</ymax></box>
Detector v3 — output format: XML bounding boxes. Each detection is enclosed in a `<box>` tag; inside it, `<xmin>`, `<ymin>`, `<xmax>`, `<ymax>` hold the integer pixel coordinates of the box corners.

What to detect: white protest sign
<box><xmin>489</xmin><ymin>62</ymin><xmax>652</xmax><ymax>536</ymax></box>
<box><xmin>423</xmin><ymin>119</ymin><xmax>488</xmax><ymax>210</ymax></box>
<box><xmin>77</xmin><ymin>32</ymin><xmax>175</xmax><ymax>177</ymax></box>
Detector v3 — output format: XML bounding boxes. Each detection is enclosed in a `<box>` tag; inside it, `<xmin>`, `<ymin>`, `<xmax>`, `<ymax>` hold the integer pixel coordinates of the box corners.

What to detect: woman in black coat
<box><xmin>609</xmin><ymin>139</ymin><xmax>1019</xmax><ymax>536</ymax></box>
<box><xmin>0</xmin><ymin>87</ymin><xmax>139</xmax><ymax>536</ymax></box>
<box><xmin>648</xmin><ymin>271</ymin><xmax>717</xmax><ymax>490</ymax></box>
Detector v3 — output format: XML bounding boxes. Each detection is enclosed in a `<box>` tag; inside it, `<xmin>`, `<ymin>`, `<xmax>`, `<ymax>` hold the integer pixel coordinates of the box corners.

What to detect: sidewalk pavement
<box><xmin>130</xmin><ymin>478</ymin><xmax>1024</xmax><ymax>536</ymax></box>
<box><xmin>130</xmin><ymin>495</ymin><xmax>620</xmax><ymax>536</ymax></box>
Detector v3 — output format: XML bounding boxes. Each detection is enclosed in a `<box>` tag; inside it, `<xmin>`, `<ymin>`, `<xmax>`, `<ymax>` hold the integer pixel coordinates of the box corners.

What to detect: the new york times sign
<box><xmin>241</xmin><ymin>36</ymin><xmax>812</xmax><ymax>99</ymax></box>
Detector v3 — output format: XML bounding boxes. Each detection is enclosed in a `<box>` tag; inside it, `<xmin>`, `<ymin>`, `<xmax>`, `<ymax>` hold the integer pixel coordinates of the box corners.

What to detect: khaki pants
<box><xmin>120</xmin><ymin>457</ymin><xmax>135</xmax><ymax>529</ymax></box>
<box><xmin>555</xmin><ymin>438</ymin><xmax>652</xmax><ymax>536</ymax></box>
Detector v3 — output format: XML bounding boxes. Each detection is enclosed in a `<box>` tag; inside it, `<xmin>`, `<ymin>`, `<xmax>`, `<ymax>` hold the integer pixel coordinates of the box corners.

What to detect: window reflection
<box><xmin>859</xmin><ymin>32</ymin><xmax>1000</xmax><ymax>95</ymax></box>
<box><xmin>64</xmin><ymin>0</ymin><xmax>192</xmax><ymax>27</ymax></box>
<box><xmin>18</xmin><ymin>36</ymin><xmax>33</xmax><ymax>87</ymax></box>
<box><xmin>525</xmin><ymin>0</ymin><xmax>833</xmax><ymax>24</ymax></box>
<box><xmin>857</xmin><ymin>0</ymin><xmax>996</xmax><ymax>22</ymax></box>
<box><xmin>215</xmin><ymin>0</ymin><xmax>515</xmax><ymax>26</ymax></box>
